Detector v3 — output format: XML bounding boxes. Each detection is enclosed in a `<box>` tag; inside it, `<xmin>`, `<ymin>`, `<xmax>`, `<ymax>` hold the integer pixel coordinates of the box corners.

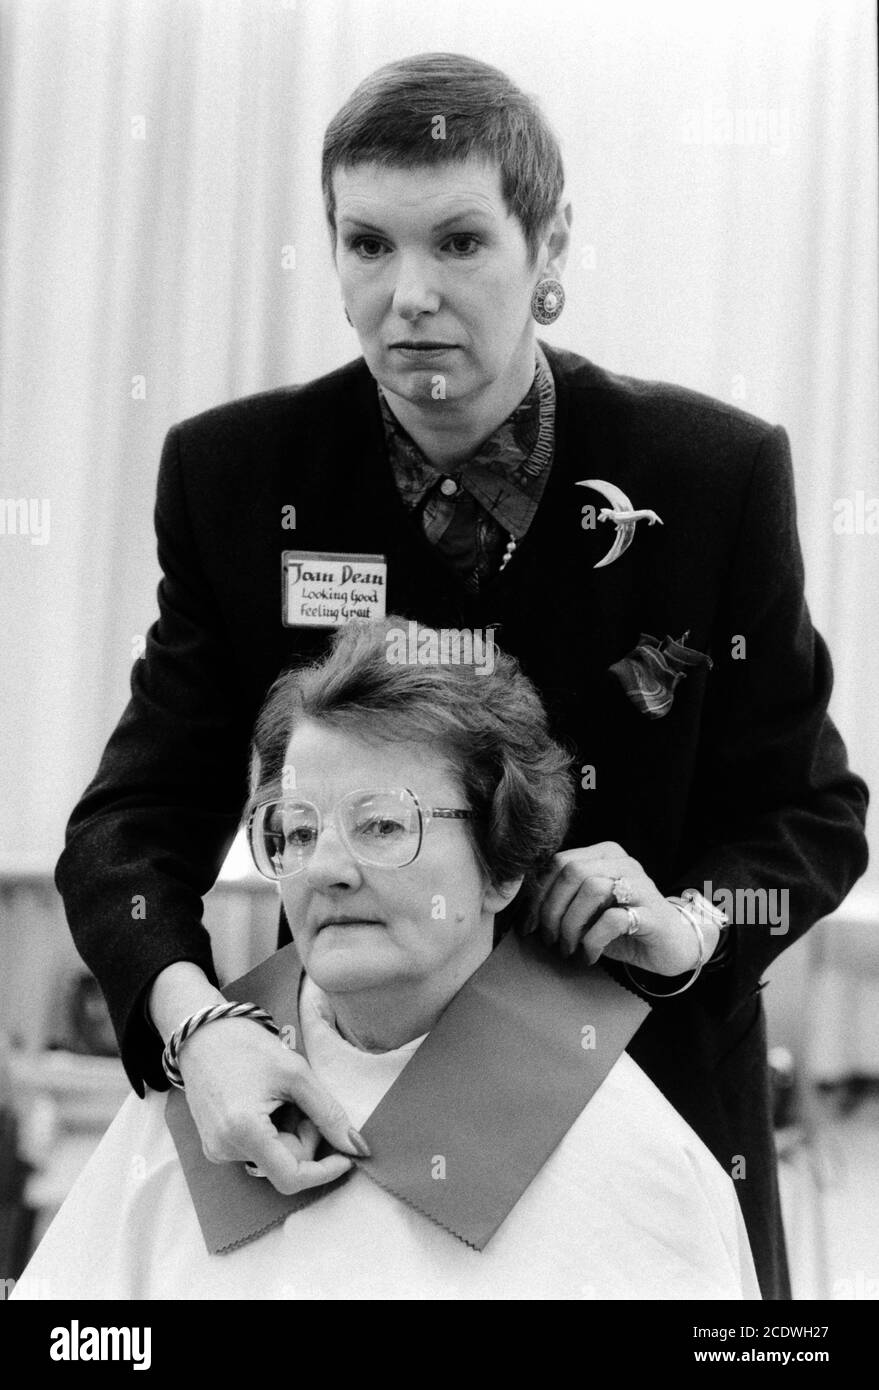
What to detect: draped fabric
<box><xmin>0</xmin><ymin>0</ymin><xmax>875</xmax><ymax>890</ymax></box>
<box><xmin>12</xmin><ymin>971</ymin><xmax>759</xmax><ymax>1300</ymax></box>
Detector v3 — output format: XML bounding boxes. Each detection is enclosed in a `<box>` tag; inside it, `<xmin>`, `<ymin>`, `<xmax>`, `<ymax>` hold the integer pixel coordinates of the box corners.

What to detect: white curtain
<box><xmin>1</xmin><ymin>0</ymin><xmax>877</xmax><ymax>884</ymax></box>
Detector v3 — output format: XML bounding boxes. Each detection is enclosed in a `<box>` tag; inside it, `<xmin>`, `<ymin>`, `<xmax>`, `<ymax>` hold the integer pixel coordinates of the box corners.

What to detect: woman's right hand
<box><xmin>176</xmin><ymin>1016</ymin><xmax>363</xmax><ymax>1193</ymax></box>
<box><xmin>148</xmin><ymin>962</ymin><xmax>365</xmax><ymax>1194</ymax></box>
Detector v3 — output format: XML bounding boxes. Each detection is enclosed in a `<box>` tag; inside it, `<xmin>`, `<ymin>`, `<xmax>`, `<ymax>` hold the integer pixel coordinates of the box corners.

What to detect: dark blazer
<box><xmin>55</xmin><ymin>342</ymin><xmax>869</xmax><ymax>1301</ymax></box>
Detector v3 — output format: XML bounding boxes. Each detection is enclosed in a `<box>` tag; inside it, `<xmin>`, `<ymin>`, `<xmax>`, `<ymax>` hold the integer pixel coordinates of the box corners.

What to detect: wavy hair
<box><xmin>246</xmin><ymin>618</ymin><xmax>574</xmax><ymax>915</ymax></box>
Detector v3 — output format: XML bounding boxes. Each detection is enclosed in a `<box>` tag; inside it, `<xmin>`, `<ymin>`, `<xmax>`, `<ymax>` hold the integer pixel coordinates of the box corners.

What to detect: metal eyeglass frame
<box><xmin>246</xmin><ymin>786</ymin><xmax>476</xmax><ymax>880</ymax></box>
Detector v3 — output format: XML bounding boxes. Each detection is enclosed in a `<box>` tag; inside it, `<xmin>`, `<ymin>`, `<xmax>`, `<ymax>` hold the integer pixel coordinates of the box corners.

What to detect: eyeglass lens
<box><xmin>256</xmin><ymin>788</ymin><xmax>422</xmax><ymax>877</ymax></box>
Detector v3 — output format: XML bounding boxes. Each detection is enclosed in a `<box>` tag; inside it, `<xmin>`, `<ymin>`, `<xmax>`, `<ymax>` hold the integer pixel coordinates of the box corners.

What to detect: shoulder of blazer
<box><xmin>163</xmin><ymin>357</ymin><xmax>378</xmax><ymax>506</ymax></box>
<box><xmin>541</xmin><ymin>340</ymin><xmax>778</xmax><ymax>439</ymax></box>
<box><xmin>170</xmin><ymin>355</ymin><xmax>374</xmax><ymax>450</ymax></box>
<box><xmin>539</xmin><ymin>343</ymin><xmax>795</xmax><ymax>551</ymax></box>
<box><xmin>540</xmin><ymin>339</ymin><xmax>782</xmax><ymax>483</ymax></box>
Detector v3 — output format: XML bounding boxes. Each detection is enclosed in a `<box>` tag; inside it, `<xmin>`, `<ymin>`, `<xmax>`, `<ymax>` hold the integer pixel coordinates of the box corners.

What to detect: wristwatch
<box><xmin>667</xmin><ymin>890</ymin><xmax>731</xmax><ymax>971</ymax></box>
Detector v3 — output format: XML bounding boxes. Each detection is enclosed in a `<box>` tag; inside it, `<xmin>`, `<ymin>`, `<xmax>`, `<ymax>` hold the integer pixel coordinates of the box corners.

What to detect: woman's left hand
<box><xmin>526</xmin><ymin>843</ymin><xmax>719</xmax><ymax>976</ymax></box>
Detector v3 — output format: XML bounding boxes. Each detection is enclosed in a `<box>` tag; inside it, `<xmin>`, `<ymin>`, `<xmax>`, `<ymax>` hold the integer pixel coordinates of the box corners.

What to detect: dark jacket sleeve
<box><xmin>667</xmin><ymin>423</ymin><xmax>869</xmax><ymax>1014</ymax></box>
<box><xmin>54</xmin><ymin>425</ymin><xmax>256</xmax><ymax>1095</ymax></box>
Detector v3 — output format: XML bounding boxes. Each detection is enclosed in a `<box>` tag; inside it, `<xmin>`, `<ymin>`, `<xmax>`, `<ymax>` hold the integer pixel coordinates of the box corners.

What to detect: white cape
<box><xmin>13</xmin><ymin>977</ymin><xmax>760</xmax><ymax>1300</ymax></box>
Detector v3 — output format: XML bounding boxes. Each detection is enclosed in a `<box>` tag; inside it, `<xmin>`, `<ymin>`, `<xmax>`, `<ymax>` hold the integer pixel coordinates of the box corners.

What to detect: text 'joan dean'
<box><xmin>282</xmin><ymin>550</ymin><xmax>388</xmax><ymax>628</ymax></box>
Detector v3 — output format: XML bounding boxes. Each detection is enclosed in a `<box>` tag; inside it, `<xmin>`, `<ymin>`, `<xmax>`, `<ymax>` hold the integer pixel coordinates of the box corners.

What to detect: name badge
<box><xmin>281</xmin><ymin>550</ymin><xmax>387</xmax><ymax>629</ymax></box>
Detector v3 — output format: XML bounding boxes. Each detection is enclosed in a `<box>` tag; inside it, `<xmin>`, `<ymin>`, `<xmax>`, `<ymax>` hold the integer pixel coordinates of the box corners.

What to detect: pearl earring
<box><xmin>530</xmin><ymin>277</ymin><xmax>565</xmax><ymax>325</ymax></box>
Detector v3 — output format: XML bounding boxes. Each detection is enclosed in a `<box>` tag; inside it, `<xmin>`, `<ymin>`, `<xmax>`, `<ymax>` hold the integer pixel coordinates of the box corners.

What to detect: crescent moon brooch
<box><xmin>576</xmin><ymin>478</ymin><xmax>664</xmax><ymax>568</ymax></box>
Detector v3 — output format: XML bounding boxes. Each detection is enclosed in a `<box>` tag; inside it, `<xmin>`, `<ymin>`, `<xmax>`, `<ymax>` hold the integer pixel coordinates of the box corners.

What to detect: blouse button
<box><xmin>440</xmin><ymin>477</ymin><xmax>458</xmax><ymax>496</ymax></box>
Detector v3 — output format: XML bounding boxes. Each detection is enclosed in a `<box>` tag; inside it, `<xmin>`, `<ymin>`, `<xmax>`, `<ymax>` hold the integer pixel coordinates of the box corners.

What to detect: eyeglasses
<box><xmin>246</xmin><ymin>787</ymin><xmax>476</xmax><ymax>880</ymax></box>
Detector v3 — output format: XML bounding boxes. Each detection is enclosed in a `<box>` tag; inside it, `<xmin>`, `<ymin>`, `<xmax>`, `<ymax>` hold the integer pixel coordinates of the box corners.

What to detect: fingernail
<box><xmin>348</xmin><ymin>1126</ymin><xmax>371</xmax><ymax>1158</ymax></box>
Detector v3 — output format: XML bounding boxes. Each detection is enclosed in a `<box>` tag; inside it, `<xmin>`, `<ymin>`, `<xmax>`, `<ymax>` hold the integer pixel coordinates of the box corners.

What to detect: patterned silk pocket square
<box><xmin>609</xmin><ymin>630</ymin><xmax>713</xmax><ymax>719</ymax></box>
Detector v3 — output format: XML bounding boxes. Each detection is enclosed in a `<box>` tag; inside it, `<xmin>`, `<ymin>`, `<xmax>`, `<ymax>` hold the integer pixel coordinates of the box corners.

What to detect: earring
<box><xmin>530</xmin><ymin>277</ymin><xmax>565</xmax><ymax>325</ymax></box>
<box><xmin>343</xmin><ymin>305</ymin><xmax>352</xmax><ymax>326</ymax></box>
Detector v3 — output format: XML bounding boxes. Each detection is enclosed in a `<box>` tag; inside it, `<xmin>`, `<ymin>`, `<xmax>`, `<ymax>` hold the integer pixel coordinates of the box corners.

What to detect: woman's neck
<box><xmin>323</xmin><ymin>939</ymin><xmax>493</xmax><ymax>1052</ymax></box>
<box><xmin>381</xmin><ymin>340</ymin><xmax>537</xmax><ymax>470</ymax></box>
<box><xmin>327</xmin><ymin>984</ymin><xmax>451</xmax><ymax>1053</ymax></box>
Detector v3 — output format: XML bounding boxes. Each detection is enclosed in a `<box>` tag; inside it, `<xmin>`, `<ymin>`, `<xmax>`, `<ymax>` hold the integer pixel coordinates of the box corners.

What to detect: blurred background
<box><xmin>0</xmin><ymin>0</ymin><xmax>877</xmax><ymax>1299</ymax></box>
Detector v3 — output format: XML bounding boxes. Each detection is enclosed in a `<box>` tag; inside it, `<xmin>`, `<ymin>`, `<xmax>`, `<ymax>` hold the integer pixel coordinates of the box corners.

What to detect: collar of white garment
<box><xmin>164</xmin><ymin>932</ymin><xmax>650</xmax><ymax>1255</ymax></box>
<box><xmin>298</xmin><ymin>975</ymin><xmax>426</xmax><ymax>1134</ymax></box>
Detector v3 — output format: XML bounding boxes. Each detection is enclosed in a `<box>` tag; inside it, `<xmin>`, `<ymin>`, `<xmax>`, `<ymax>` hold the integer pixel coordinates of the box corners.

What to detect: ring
<box><xmin>622</xmin><ymin>906</ymin><xmax>640</xmax><ymax>935</ymax></box>
<box><xmin>244</xmin><ymin>1161</ymin><xmax>267</xmax><ymax>1179</ymax></box>
<box><xmin>611</xmin><ymin>875</ymin><xmax>635</xmax><ymax>906</ymax></box>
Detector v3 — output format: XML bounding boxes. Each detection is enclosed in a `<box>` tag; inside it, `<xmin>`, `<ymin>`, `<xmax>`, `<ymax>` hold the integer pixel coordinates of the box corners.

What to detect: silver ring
<box><xmin>244</xmin><ymin>1161</ymin><xmax>267</xmax><ymax>1179</ymax></box>
<box><xmin>611</xmin><ymin>875</ymin><xmax>635</xmax><ymax>906</ymax></box>
<box><xmin>623</xmin><ymin>905</ymin><xmax>640</xmax><ymax>935</ymax></box>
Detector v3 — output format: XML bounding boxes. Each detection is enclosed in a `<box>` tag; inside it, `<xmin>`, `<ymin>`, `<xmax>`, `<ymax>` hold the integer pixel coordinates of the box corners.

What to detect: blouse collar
<box><xmin>377</xmin><ymin>341</ymin><xmax>556</xmax><ymax>541</ymax></box>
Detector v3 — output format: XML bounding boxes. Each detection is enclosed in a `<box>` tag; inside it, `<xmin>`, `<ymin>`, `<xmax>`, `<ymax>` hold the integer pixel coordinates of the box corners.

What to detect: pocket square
<box><xmin>609</xmin><ymin>630</ymin><xmax>713</xmax><ymax>719</ymax></box>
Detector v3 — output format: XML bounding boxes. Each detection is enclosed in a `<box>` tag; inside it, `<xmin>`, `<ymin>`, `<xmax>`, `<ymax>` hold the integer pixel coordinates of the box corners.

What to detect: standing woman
<box><xmin>53</xmin><ymin>52</ymin><xmax>868</xmax><ymax>1302</ymax></box>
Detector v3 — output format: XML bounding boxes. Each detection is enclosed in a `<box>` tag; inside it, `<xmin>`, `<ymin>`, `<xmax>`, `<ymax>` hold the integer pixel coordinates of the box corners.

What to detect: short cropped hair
<box><xmin>321</xmin><ymin>52</ymin><xmax>565</xmax><ymax>263</ymax></box>
<box><xmin>246</xmin><ymin>618</ymin><xmax>574</xmax><ymax>902</ymax></box>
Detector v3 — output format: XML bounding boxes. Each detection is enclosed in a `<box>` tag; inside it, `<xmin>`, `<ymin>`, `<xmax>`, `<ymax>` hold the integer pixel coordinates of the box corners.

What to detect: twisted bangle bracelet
<box><xmin>623</xmin><ymin>901</ymin><xmax>707</xmax><ymax>999</ymax></box>
<box><xmin>162</xmin><ymin>1001</ymin><xmax>280</xmax><ymax>1089</ymax></box>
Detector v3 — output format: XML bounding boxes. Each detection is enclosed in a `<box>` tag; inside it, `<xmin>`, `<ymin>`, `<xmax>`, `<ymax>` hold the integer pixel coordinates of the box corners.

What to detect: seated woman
<box><xmin>13</xmin><ymin>619</ymin><xmax>759</xmax><ymax>1300</ymax></box>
